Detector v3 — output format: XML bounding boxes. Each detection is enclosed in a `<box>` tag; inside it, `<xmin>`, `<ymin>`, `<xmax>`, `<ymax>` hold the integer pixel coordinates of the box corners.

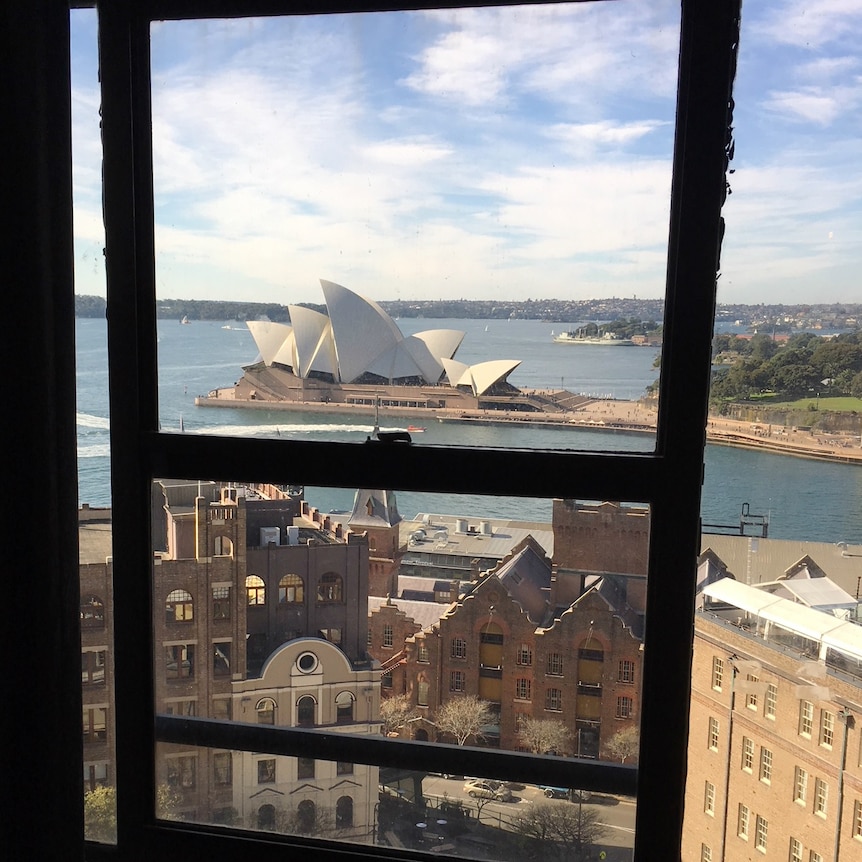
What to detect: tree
<box><xmin>380</xmin><ymin>694</ymin><xmax>418</xmax><ymax>736</ymax></box>
<box><xmin>518</xmin><ymin>717</ymin><xmax>574</xmax><ymax>756</ymax></box>
<box><xmin>513</xmin><ymin>801</ymin><xmax>607</xmax><ymax>862</ymax></box>
<box><xmin>84</xmin><ymin>784</ymin><xmax>183</xmax><ymax>842</ymax></box>
<box><xmin>605</xmin><ymin>726</ymin><xmax>640</xmax><ymax>763</ymax></box>
<box><xmin>433</xmin><ymin>695</ymin><xmax>494</xmax><ymax>746</ymax></box>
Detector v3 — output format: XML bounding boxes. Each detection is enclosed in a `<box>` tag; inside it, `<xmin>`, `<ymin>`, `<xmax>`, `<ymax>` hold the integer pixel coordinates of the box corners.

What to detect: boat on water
<box><xmin>552</xmin><ymin>330</ymin><xmax>633</xmax><ymax>346</ymax></box>
<box><xmin>180</xmin><ymin>315</ymin><xmax>190</xmax><ymax>325</ymax></box>
<box><xmin>407</xmin><ymin>425</ymin><xmax>425</xmax><ymax>433</ymax></box>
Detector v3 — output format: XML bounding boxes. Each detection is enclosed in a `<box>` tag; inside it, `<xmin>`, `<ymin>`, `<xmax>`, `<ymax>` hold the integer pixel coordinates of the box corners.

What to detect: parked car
<box><xmin>538</xmin><ymin>786</ymin><xmax>593</xmax><ymax>802</ymax></box>
<box><xmin>463</xmin><ymin>779</ymin><xmax>513</xmax><ymax>802</ymax></box>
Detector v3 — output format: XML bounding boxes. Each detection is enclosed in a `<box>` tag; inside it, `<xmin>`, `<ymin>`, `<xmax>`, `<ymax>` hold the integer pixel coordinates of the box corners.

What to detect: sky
<box><xmin>70</xmin><ymin>1</ymin><xmax>862</xmax><ymax>306</ymax></box>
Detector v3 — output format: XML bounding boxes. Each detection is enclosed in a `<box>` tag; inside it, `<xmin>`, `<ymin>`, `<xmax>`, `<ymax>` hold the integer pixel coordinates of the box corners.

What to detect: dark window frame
<box><xmin>79</xmin><ymin>1</ymin><xmax>739</xmax><ymax>860</ymax></box>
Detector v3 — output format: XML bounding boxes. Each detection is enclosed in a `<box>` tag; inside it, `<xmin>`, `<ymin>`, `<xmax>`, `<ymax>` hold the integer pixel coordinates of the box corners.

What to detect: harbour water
<box><xmin>76</xmin><ymin>317</ymin><xmax>862</xmax><ymax>543</ymax></box>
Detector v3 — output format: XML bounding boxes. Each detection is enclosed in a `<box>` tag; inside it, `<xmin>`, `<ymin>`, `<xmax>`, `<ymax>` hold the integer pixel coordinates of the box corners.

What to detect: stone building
<box><xmin>83</xmin><ymin>481</ymin><xmax>380</xmax><ymax>826</ymax></box>
<box><xmin>684</xmin><ymin>572</ymin><xmax>862</xmax><ymax>862</ymax></box>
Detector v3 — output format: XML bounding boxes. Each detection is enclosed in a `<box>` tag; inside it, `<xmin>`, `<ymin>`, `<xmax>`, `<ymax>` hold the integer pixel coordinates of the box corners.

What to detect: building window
<box><xmin>212</xmin><ymin>586</ymin><xmax>231</xmax><ymax>620</ymax></box>
<box><xmin>336</xmin><ymin>761</ymin><xmax>353</xmax><ymax>775</ymax></box>
<box><xmin>297</xmin><ymin>696</ymin><xmax>316</xmax><ymax>727</ymax></box>
<box><xmin>516</xmin><ymin>644</ymin><xmax>532</xmax><ymax>666</ymax></box>
<box><xmin>166</xmin><ymin>756</ymin><xmax>196</xmax><ymax>789</ymax></box>
<box><xmin>619</xmin><ymin>659</ymin><xmax>635</xmax><ymax>684</ymax></box>
<box><xmin>165</xmin><ymin>644</ymin><xmax>194</xmax><ymax>680</ymax></box>
<box><xmin>383</xmin><ymin>624</ymin><xmax>394</xmax><ymax>647</ymax></box>
<box><xmin>450</xmin><ymin>670</ymin><xmax>465</xmax><ymax>692</ymax></box>
<box><xmin>814</xmin><ymin>778</ymin><xmax>828</xmax><ymax>816</ymax></box>
<box><xmin>809</xmin><ymin>852</ymin><xmax>822</xmax><ymax>862</ymax></box>
<box><xmin>246</xmin><ymin>575</ymin><xmax>266</xmax><ymax>606</ymax></box>
<box><xmin>451</xmin><ymin>638</ymin><xmax>467</xmax><ymax>659</ymax></box>
<box><xmin>545</xmin><ymin>688</ymin><xmax>562</xmax><ymax>712</ymax></box>
<box><xmin>742</xmin><ymin>736</ymin><xmax>754</xmax><ymax>772</ymax></box>
<box><xmin>819</xmin><ymin>710</ymin><xmax>834</xmax><ymax>748</ymax></box>
<box><xmin>737</xmin><ymin>803</ymin><xmax>749</xmax><ymax>838</ymax></box>
<box><xmin>164</xmin><ymin>700</ymin><xmax>196</xmax><ymax>717</ymax></box>
<box><xmin>853</xmin><ymin>799</ymin><xmax>862</xmax><ymax>838</ymax></box>
<box><xmin>765</xmin><ymin>683</ymin><xmax>777</xmax><ymax>719</ymax></box>
<box><xmin>616</xmin><ymin>696</ymin><xmax>633</xmax><ymax>719</ymax></box>
<box><xmin>759</xmin><ymin>747</ymin><xmax>772</xmax><ymax>783</ymax></box>
<box><xmin>336</xmin><ymin>691</ymin><xmax>355</xmax><ymax>723</ymax></box>
<box><xmin>701</xmin><ymin>845</ymin><xmax>712</xmax><ymax>862</ymax></box>
<box><xmin>317</xmin><ymin>573</ymin><xmax>343</xmax><ymax>603</ymax></box>
<box><xmin>278</xmin><ymin>573</ymin><xmax>304</xmax><ymax>603</ymax></box>
<box><xmin>711</xmin><ymin>656</ymin><xmax>723</xmax><ymax>691</ymax></box>
<box><xmin>81</xmin><ymin>649</ymin><xmax>107</xmax><ymax>685</ymax></box>
<box><xmin>515</xmin><ymin>678</ymin><xmax>531</xmax><ymax>701</ymax></box>
<box><xmin>212</xmin><ymin>697</ymin><xmax>231</xmax><ymax>721</ymax></box>
<box><xmin>547</xmin><ymin>653</ymin><xmax>564</xmax><ymax>676</ymax></box>
<box><xmin>746</xmin><ymin>674</ymin><xmax>759</xmax><ymax>710</ymax></box>
<box><xmin>755</xmin><ymin>815</ymin><xmax>768</xmax><ymax>852</ymax></box>
<box><xmin>213</xmin><ymin>641</ymin><xmax>231</xmax><ymax>676</ymax></box>
<box><xmin>336</xmin><ymin>796</ymin><xmax>353</xmax><ymax>830</ymax></box>
<box><xmin>381</xmin><ymin>671</ymin><xmax>393</xmax><ymax>690</ymax></box>
<box><xmin>256</xmin><ymin>697</ymin><xmax>276</xmax><ymax>725</ymax></box>
<box><xmin>799</xmin><ymin>700</ymin><xmax>814</xmax><ymax>736</ymax></box>
<box><xmin>82</xmin><ymin>707</ymin><xmax>107</xmax><ymax>743</ymax></box>
<box><xmin>80</xmin><ymin>594</ymin><xmax>105</xmax><ymax>627</ymax></box>
<box><xmin>165</xmin><ymin>589</ymin><xmax>194</xmax><ymax>623</ymax></box>
<box><xmin>297</xmin><ymin>800</ymin><xmax>316</xmax><ymax>833</ymax></box>
<box><xmin>213</xmin><ymin>534</ymin><xmax>233</xmax><ymax>557</ymax></box>
<box><xmin>704</xmin><ymin>781</ymin><xmax>715</xmax><ymax>816</ymax></box>
<box><xmin>257</xmin><ymin>759</ymin><xmax>276</xmax><ymax>784</ymax></box>
<box><xmin>789</xmin><ymin>837</ymin><xmax>803</xmax><ymax>862</ymax></box>
<box><xmin>297</xmin><ymin>757</ymin><xmax>315</xmax><ymax>780</ymax></box>
<box><xmin>213</xmin><ymin>752</ymin><xmax>232</xmax><ymax>785</ymax></box>
<box><xmin>794</xmin><ymin>766</ymin><xmax>808</xmax><ymax>803</ymax></box>
<box><xmin>417</xmin><ymin>680</ymin><xmax>429</xmax><ymax>706</ymax></box>
<box><xmin>257</xmin><ymin>804</ymin><xmax>275</xmax><ymax>831</ymax></box>
<box><xmin>417</xmin><ymin>642</ymin><xmax>429</xmax><ymax>663</ymax></box>
<box><xmin>320</xmin><ymin>627</ymin><xmax>342</xmax><ymax>645</ymax></box>
<box><xmin>708</xmin><ymin>716</ymin><xmax>719</xmax><ymax>751</ymax></box>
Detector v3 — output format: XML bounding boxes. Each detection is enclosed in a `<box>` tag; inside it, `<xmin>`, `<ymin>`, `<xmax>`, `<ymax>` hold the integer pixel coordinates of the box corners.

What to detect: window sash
<box><xmin>97</xmin><ymin>2</ymin><xmax>741</xmax><ymax>861</ymax></box>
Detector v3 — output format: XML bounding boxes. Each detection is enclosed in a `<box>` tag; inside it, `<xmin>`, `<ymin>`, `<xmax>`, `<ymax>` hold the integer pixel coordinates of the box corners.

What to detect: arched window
<box><xmin>297</xmin><ymin>800</ymin><xmax>316</xmax><ymax>833</ymax></box>
<box><xmin>317</xmin><ymin>573</ymin><xmax>342</xmax><ymax>603</ymax></box>
<box><xmin>296</xmin><ymin>695</ymin><xmax>316</xmax><ymax>727</ymax></box>
<box><xmin>414</xmin><ymin>728</ymin><xmax>429</xmax><ymax>742</ymax></box>
<box><xmin>80</xmin><ymin>595</ymin><xmax>105</xmax><ymax>627</ymax></box>
<box><xmin>278</xmin><ymin>573</ymin><xmax>304</xmax><ymax>603</ymax></box>
<box><xmin>257</xmin><ymin>804</ymin><xmax>275</xmax><ymax>831</ymax></box>
<box><xmin>214</xmin><ymin>535</ymin><xmax>233</xmax><ymax>557</ymax></box>
<box><xmin>246</xmin><ymin>575</ymin><xmax>265</xmax><ymax>605</ymax></box>
<box><xmin>165</xmin><ymin>589</ymin><xmax>193</xmax><ymax>623</ymax></box>
<box><xmin>335</xmin><ymin>691</ymin><xmax>355</xmax><ymax>723</ymax></box>
<box><xmin>335</xmin><ymin>796</ymin><xmax>353</xmax><ymax>829</ymax></box>
<box><xmin>256</xmin><ymin>697</ymin><xmax>276</xmax><ymax>725</ymax></box>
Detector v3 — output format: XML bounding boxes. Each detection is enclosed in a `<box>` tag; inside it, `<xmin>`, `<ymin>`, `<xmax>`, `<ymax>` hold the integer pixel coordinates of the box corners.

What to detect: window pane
<box><xmin>688</xmin><ymin>4</ymin><xmax>862</xmax><ymax>862</ymax></box>
<box><xmin>151</xmin><ymin>480</ymin><xmax>646</xmax><ymax>853</ymax></box>
<box><xmin>148</xmin><ymin>5</ymin><xmax>684</xmax><ymax>452</ymax></box>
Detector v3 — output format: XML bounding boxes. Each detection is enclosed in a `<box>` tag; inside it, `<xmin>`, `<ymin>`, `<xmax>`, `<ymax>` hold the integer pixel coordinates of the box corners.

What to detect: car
<box><xmin>463</xmin><ymin>779</ymin><xmax>513</xmax><ymax>802</ymax></box>
<box><xmin>538</xmin><ymin>786</ymin><xmax>593</xmax><ymax>802</ymax></box>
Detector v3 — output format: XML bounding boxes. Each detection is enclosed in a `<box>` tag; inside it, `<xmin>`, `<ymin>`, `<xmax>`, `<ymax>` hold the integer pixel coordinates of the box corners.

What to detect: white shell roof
<box><xmin>245</xmin><ymin>281</ymin><xmax>519</xmax><ymax>389</ymax></box>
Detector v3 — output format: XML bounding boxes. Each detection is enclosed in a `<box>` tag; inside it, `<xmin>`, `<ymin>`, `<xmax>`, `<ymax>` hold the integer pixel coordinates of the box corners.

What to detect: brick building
<box><xmin>379</xmin><ymin>530</ymin><xmax>644</xmax><ymax>757</ymax></box>
<box><xmin>684</xmin><ymin>574</ymin><xmax>862</xmax><ymax>862</ymax></box>
<box><xmin>82</xmin><ymin>481</ymin><xmax>380</xmax><ymax>826</ymax></box>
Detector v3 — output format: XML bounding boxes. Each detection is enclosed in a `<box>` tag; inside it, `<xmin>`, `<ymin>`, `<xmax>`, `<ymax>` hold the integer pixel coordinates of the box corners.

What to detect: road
<box><xmin>420</xmin><ymin>774</ymin><xmax>636</xmax><ymax>855</ymax></box>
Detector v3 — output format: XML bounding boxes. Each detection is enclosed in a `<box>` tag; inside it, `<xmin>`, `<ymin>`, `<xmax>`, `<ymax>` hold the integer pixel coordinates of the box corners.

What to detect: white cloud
<box><xmin>755</xmin><ymin>0</ymin><xmax>862</xmax><ymax>50</ymax></box>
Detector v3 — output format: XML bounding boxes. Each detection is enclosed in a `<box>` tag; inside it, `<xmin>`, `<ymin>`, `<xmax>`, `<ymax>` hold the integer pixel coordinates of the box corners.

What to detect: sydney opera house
<box><xmin>202</xmin><ymin>280</ymin><xmax>552</xmax><ymax>416</ymax></box>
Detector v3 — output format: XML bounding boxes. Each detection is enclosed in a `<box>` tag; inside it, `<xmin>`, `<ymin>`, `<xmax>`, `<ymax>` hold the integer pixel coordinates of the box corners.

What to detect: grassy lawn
<box><xmin>766</xmin><ymin>396</ymin><xmax>862</xmax><ymax>412</ymax></box>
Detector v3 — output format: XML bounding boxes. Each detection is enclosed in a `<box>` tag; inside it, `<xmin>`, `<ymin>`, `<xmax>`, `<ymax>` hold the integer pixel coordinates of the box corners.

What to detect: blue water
<box><xmin>75</xmin><ymin>318</ymin><xmax>862</xmax><ymax>543</ymax></box>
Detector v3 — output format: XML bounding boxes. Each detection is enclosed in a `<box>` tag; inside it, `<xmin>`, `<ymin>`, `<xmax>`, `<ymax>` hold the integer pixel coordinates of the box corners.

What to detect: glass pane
<box><xmin>152</xmin><ymin>480</ymin><xmax>646</xmax><ymax>857</ymax></box>
<box><xmin>149</xmin><ymin>3</ymin><xmax>682</xmax><ymax>451</ymax></box>
<box><xmin>73</xmin><ymin>6</ymin><xmax>116</xmax><ymax>843</ymax></box>
<box><xmin>691</xmin><ymin>4</ymin><xmax>862</xmax><ymax>862</ymax></box>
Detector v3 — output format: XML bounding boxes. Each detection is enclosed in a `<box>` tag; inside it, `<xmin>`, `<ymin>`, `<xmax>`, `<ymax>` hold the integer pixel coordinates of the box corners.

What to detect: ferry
<box><xmin>552</xmin><ymin>330</ymin><xmax>633</xmax><ymax>346</ymax></box>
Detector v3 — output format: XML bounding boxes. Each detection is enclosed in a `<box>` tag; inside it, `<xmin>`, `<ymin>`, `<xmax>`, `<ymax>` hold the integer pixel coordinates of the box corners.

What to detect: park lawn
<box><xmin>767</xmin><ymin>396</ymin><xmax>862</xmax><ymax>412</ymax></box>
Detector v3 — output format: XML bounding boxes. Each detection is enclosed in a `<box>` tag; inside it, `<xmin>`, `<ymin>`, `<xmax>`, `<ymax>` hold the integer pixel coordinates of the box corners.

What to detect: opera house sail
<box><xmin>197</xmin><ymin>280</ymin><xmax>546</xmax><ymax>420</ymax></box>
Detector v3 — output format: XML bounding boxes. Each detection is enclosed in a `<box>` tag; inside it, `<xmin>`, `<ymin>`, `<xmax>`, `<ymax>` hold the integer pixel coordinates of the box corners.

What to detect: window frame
<box><xmin>87</xmin><ymin>1</ymin><xmax>742</xmax><ymax>861</ymax></box>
